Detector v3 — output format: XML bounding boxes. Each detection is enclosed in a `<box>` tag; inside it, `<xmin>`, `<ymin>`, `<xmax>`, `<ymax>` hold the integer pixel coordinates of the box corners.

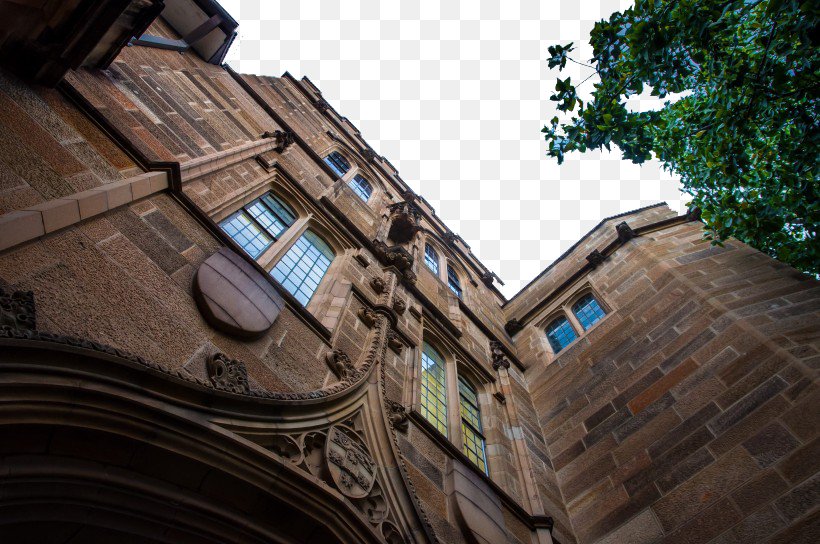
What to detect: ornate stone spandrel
<box><xmin>325</xmin><ymin>424</ymin><xmax>377</xmax><ymax>499</ymax></box>
<box><xmin>206</xmin><ymin>352</ymin><xmax>250</xmax><ymax>394</ymax></box>
<box><xmin>0</xmin><ymin>288</ymin><xmax>36</xmax><ymax>333</ymax></box>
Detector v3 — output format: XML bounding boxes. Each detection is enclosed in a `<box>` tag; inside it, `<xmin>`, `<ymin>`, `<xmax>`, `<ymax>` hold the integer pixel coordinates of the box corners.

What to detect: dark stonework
<box><xmin>504</xmin><ymin>318</ymin><xmax>523</xmax><ymax>337</ymax></box>
<box><xmin>326</xmin><ymin>349</ymin><xmax>355</xmax><ymax>381</ymax></box>
<box><xmin>387</xmin><ymin>202</ymin><xmax>423</xmax><ymax>244</ymax></box>
<box><xmin>616</xmin><ymin>221</ymin><xmax>636</xmax><ymax>243</ymax></box>
<box><xmin>0</xmin><ymin>287</ymin><xmax>36</xmax><ymax>333</ymax></box>
<box><xmin>206</xmin><ymin>352</ymin><xmax>250</xmax><ymax>394</ymax></box>
<box><xmin>586</xmin><ymin>249</ymin><xmax>605</xmax><ymax>268</ymax></box>
<box><xmin>490</xmin><ymin>340</ymin><xmax>510</xmax><ymax>371</ymax></box>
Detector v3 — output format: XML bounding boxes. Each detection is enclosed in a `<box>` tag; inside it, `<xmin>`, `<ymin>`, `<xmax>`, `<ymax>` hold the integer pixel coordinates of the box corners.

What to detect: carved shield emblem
<box><xmin>325</xmin><ymin>425</ymin><xmax>376</xmax><ymax>498</ymax></box>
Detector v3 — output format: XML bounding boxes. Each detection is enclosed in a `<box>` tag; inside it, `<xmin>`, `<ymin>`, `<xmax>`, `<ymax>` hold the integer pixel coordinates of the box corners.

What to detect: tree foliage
<box><xmin>543</xmin><ymin>0</ymin><xmax>819</xmax><ymax>274</ymax></box>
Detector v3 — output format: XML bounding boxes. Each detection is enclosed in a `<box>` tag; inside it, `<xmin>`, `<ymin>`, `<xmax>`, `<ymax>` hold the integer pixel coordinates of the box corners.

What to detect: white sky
<box><xmin>219</xmin><ymin>0</ymin><xmax>686</xmax><ymax>297</ymax></box>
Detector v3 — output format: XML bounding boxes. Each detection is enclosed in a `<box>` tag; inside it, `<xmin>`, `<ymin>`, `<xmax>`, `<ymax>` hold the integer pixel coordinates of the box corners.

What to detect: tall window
<box><xmin>447</xmin><ymin>264</ymin><xmax>462</xmax><ymax>298</ymax></box>
<box><xmin>424</xmin><ymin>244</ymin><xmax>439</xmax><ymax>275</ymax></box>
<box><xmin>546</xmin><ymin>316</ymin><xmax>577</xmax><ymax>354</ymax></box>
<box><xmin>220</xmin><ymin>193</ymin><xmax>296</xmax><ymax>258</ymax></box>
<box><xmin>459</xmin><ymin>376</ymin><xmax>487</xmax><ymax>474</ymax></box>
<box><xmin>572</xmin><ymin>293</ymin><xmax>606</xmax><ymax>330</ymax></box>
<box><xmin>271</xmin><ymin>230</ymin><xmax>334</xmax><ymax>305</ymax></box>
<box><xmin>324</xmin><ymin>151</ymin><xmax>351</xmax><ymax>177</ymax></box>
<box><xmin>348</xmin><ymin>174</ymin><xmax>373</xmax><ymax>202</ymax></box>
<box><xmin>420</xmin><ymin>342</ymin><xmax>448</xmax><ymax>436</ymax></box>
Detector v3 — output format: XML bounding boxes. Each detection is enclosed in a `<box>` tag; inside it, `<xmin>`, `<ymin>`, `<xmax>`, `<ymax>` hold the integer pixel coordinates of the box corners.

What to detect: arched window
<box><xmin>324</xmin><ymin>151</ymin><xmax>351</xmax><ymax>177</ymax></box>
<box><xmin>424</xmin><ymin>244</ymin><xmax>439</xmax><ymax>275</ymax></box>
<box><xmin>348</xmin><ymin>174</ymin><xmax>373</xmax><ymax>202</ymax></box>
<box><xmin>546</xmin><ymin>316</ymin><xmax>577</xmax><ymax>354</ymax></box>
<box><xmin>220</xmin><ymin>193</ymin><xmax>297</xmax><ymax>258</ymax></box>
<box><xmin>420</xmin><ymin>342</ymin><xmax>448</xmax><ymax>436</ymax></box>
<box><xmin>572</xmin><ymin>293</ymin><xmax>606</xmax><ymax>330</ymax></box>
<box><xmin>271</xmin><ymin>230</ymin><xmax>334</xmax><ymax>306</ymax></box>
<box><xmin>447</xmin><ymin>264</ymin><xmax>462</xmax><ymax>298</ymax></box>
<box><xmin>458</xmin><ymin>376</ymin><xmax>487</xmax><ymax>474</ymax></box>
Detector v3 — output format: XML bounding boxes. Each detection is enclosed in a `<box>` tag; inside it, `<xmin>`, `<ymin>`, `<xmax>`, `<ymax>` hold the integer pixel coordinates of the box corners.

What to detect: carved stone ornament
<box><xmin>326</xmin><ymin>424</ymin><xmax>377</xmax><ymax>498</ymax></box>
<box><xmin>686</xmin><ymin>206</ymin><xmax>702</xmax><ymax>222</ymax></box>
<box><xmin>586</xmin><ymin>249</ymin><xmax>605</xmax><ymax>268</ymax></box>
<box><xmin>326</xmin><ymin>349</ymin><xmax>355</xmax><ymax>381</ymax></box>
<box><xmin>443</xmin><ymin>232</ymin><xmax>459</xmax><ymax>246</ymax></box>
<box><xmin>0</xmin><ymin>287</ymin><xmax>36</xmax><ymax>333</ymax></box>
<box><xmin>385</xmin><ymin>400</ymin><xmax>409</xmax><ymax>433</ymax></box>
<box><xmin>616</xmin><ymin>221</ymin><xmax>636</xmax><ymax>243</ymax></box>
<box><xmin>480</xmin><ymin>271</ymin><xmax>494</xmax><ymax>287</ymax></box>
<box><xmin>504</xmin><ymin>318</ymin><xmax>523</xmax><ymax>337</ymax></box>
<box><xmin>315</xmin><ymin>98</ymin><xmax>331</xmax><ymax>112</ymax></box>
<box><xmin>271</xmin><ymin>129</ymin><xmax>295</xmax><ymax>153</ymax></box>
<box><xmin>371</xmin><ymin>240</ymin><xmax>414</xmax><ymax>273</ymax></box>
<box><xmin>490</xmin><ymin>340</ymin><xmax>510</xmax><ymax>371</ymax></box>
<box><xmin>386</xmin><ymin>201</ymin><xmax>423</xmax><ymax>244</ymax></box>
<box><xmin>370</xmin><ymin>276</ymin><xmax>386</xmax><ymax>294</ymax></box>
<box><xmin>358</xmin><ymin>307</ymin><xmax>377</xmax><ymax>328</ymax></box>
<box><xmin>361</xmin><ymin>148</ymin><xmax>377</xmax><ymax>162</ymax></box>
<box><xmin>392</xmin><ymin>298</ymin><xmax>406</xmax><ymax>315</ymax></box>
<box><xmin>206</xmin><ymin>352</ymin><xmax>250</xmax><ymax>394</ymax></box>
<box><xmin>387</xmin><ymin>330</ymin><xmax>403</xmax><ymax>355</ymax></box>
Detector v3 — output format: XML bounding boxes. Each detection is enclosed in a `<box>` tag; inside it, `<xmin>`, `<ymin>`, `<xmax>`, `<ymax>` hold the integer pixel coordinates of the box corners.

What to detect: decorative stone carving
<box><xmin>385</xmin><ymin>400</ymin><xmax>409</xmax><ymax>432</ymax></box>
<box><xmin>361</xmin><ymin>148</ymin><xmax>377</xmax><ymax>162</ymax></box>
<box><xmin>271</xmin><ymin>129</ymin><xmax>295</xmax><ymax>153</ymax></box>
<box><xmin>443</xmin><ymin>232</ymin><xmax>459</xmax><ymax>246</ymax></box>
<box><xmin>686</xmin><ymin>206</ymin><xmax>702</xmax><ymax>222</ymax></box>
<box><xmin>493</xmin><ymin>391</ymin><xmax>506</xmax><ymax>405</ymax></box>
<box><xmin>370</xmin><ymin>276</ymin><xmax>386</xmax><ymax>294</ymax></box>
<box><xmin>387</xmin><ymin>330</ymin><xmax>403</xmax><ymax>355</ymax></box>
<box><xmin>586</xmin><ymin>249</ymin><xmax>605</xmax><ymax>268</ymax></box>
<box><xmin>386</xmin><ymin>201</ymin><xmax>423</xmax><ymax>244</ymax></box>
<box><xmin>504</xmin><ymin>318</ymin><xmax>523</xmax><ymax>337</ymax></box>
<box><xmin>326</xmin><ymin>424</ymin><xmax>377</xmax><ymax>498</ymax></box>
<box><xmin>371</xmin><ymin>240</ymin><xmax>414</xmax><ymax>275</ymax></box>
<box><xmin>0</xmin><ymin>287</ymin><xmax>36</xmax><ymax>333</ymax></box>
<box><xmin>490</xmin><ymin>341</ymin><xmax>510</xmax><ymax>371</ymax></box>
<box><xmin>193</xmin><ymin>248</ymin><xmax>284</xmax><ymax>339</ymax></box>
<box><xmin>354</xmin><ymin>252</ymin><xmax>370</xmax><ymax>268</ymax></box>
<box><xmin>326</xmin><ymin>349</ymin><xmax>355</xmax><ymax>381</ymax></box>
<box><xmin>480</xmin><ymin>271</ymin><xmax>494</xmax><ymax>287</ymax></box>
<box><xmin>358</xmin><ymin>307</ymin><xmax>377</xmax><ymax>328</ymax></box>
<box><xmin>206</xmin><ymin>352</ymin><xmax>250</xmax><ymax>394</ymax></box>
<box><xmin>315</xmin><ymin>98</ymin><xmax>330</xmax><ymax>112</ymax></box>
<box><xmin>616</xmin><ymin>221</ymin><xmax>636</xmax><ymax>243</ymax></box>
<box><xmin>392</xmin><ymin>298</ymin><xmax>406</xmax><ymax>315</ymax></box>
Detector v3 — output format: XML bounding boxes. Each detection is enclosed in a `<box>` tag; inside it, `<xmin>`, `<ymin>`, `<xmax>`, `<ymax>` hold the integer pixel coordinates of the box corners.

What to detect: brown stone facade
<box><xmin>0</xmin><ymin>3</ymin><xmax>817</xmax><ymax>544</ymax></box>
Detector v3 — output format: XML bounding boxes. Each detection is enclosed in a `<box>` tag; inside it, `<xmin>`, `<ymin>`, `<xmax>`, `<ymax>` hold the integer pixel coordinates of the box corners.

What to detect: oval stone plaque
<box><xmin>193</xmin><ymin>247</ymin><xmax>284</xmax><ymax>339</ymax></box>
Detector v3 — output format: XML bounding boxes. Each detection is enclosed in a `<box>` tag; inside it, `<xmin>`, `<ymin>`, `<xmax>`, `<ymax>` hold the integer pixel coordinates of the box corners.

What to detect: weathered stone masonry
<box><xmin>0</xmin><ymin>2</ymin><xmax>817</xmax><ymax>544</ymax></box>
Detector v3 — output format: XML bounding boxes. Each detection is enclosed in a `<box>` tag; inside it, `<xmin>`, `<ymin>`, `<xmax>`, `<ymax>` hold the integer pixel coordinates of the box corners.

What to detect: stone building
<box><xmin>0</xmin><ymin>1</ymin><xmax>817</xmax><ymax>543</ymax></box>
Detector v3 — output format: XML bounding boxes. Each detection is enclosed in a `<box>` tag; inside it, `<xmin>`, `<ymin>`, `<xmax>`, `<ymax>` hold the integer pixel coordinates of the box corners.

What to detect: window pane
<box><xmin>262</xmin><ymin>194</ymin><xmax>297</xmax><ymax>229</ymax></box>
<box><xmin>424</xmin><ymin>244</ymin><xmax>439</xmax><ymax>275</ymax></box>
<box><xmin>324</xmin><ymin>151</ymin><xmax>351</xmax><ymax>177</ymax></box>
<box><xmin>447</xmin><ymin>265</ymin><xmax>462</xmax><ymax>298</ymax></box>
<box><xmin>271</xmin><ymin>230</ymin><xmax>334</xmax><ymax>305</ymax></box>
<box><xmin>420</xmin><ymin>342</ymin><xmax>447</xmax><ymax>437</ymax></box>
<box><xmin>572</xmin><ymin>293</ymin><xmax>606</xmax><ymax>330</ymax></box>
<box><xmin>348</xmin><ymin>174</ymin><xmax>373</xmax><ymax>202</ymax></box>
<box><xmin>458</xmin><ymin>376</ymin><xmax>487</xmax><ymax>474</ymax></box>
<box><xmin>546</xmin><ymin>316</ymin><xmax>577</xmax><ymax>353</ymax></box>
<box><xmin>220</xmin><ymin>211</ymin><xmax>272</xmax><ymax>258</ymax></box>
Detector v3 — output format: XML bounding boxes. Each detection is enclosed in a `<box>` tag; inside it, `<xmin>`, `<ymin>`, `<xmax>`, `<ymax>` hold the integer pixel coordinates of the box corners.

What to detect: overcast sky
<box><xmin>220</xmin><ymin>0</ymin><xmax>686</xmax><ymax>297</ymax></box>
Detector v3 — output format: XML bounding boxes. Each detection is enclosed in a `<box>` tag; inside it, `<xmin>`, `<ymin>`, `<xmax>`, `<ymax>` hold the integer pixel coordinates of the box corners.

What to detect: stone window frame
<box><xmin>210</xmin><ymin>177</ymin><xmax>352</xmax><ymax>316</ymax></box>
<box><xmin>414</xmin><ymin>331</ymin><xmax>492</xmax><ymax>474</ymax></box>
<box><xmin>536</xmin><ymin>284</ymin><xmax>610</xmax><ymax>359</ymax></box>
<box><xmin>419</xmin><ymin>234</ymin><xmax>472</xmax><ymax>302</ymax></box>
<box><xmin>319</xmin><ymin>146</ymin><xmax>384</xmax><ymax>210</ymax></box>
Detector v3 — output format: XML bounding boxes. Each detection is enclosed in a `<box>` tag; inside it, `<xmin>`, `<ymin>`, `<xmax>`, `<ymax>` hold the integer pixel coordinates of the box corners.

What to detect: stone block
<box><xmin>25</xmin><ymin>198</ymin><xmax>80</xmax><ymax>233</ymax></box>
<box><xmin>742</xmin><ymin>422</ymin><xmax>800</xmax><ymax>468</ymax></box>
<box><xmin>0</xmin><ymin>210</ymin><xmax>44</xmax><ymax>250</ymax></box>
<box><xmin>101</xmin><ymin>178</ymin><xmax>135</xmax><ymax>208</ymax></box>
<box><xmin>70</xmin><ymin>188</ymin><xmax>109</xmax><ymax>219</ymax></box>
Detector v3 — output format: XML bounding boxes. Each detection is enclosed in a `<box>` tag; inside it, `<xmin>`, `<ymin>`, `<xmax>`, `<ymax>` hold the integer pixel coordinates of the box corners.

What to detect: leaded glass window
<box><xmin>348</xmin><ymin>174</ymin><xmax>373</xmax><ymax>202</ymax></box>
<box><xmin>447</xmin><ymin>265</ymin><xmax>462</xmax><ymax>298</ymax></box>
<box><xmin>546</xmin><ymin>316</ymin><xmax>577</xmax><ymax>354</ymax></box>
<box><xmin>420</xmin><ymin>342</ymin><xmax>448</xmax><ymax>436</ymax></box>
<box><xmin>220</xmin><ymin>193</ymin><xmax>296</xmax><ymax>258</ymax></box>
<box><xmin>424</xmin><ymin>244</ymin><xmax>439</xmax><ymax>275</ymax></box>
<box><xmin>220</xmin><ymin>211</ymin><xmax>272</xmax><ymax>258</ymax></box>
<box><xmin>271</xmin><ymin>230</ymin><xmax>334</xmax><ymax>306</ymax></box>
<box><xmin>572</xmin><ymin>293</ymin><xmax>606</xmax><ymax>330</ymax></box>
<box><xmin>459</xmin><ymin>376</ymin><xmax>487</xmax><ymax>474</ymax></box>
<box><xmin>324</xmin><ymin>151</ymin><xmax>351</xmax><ymax>177</ymax></box>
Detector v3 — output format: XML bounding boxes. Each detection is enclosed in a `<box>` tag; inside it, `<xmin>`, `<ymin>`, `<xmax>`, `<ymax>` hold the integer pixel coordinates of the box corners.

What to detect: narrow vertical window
<box><xmin>546</xmin><ymin>316</ymin><xmax>577</xmax><ymax>354</ymax></box>
<box><xmin>324</xmin><ymin>151</ymin><xmax>351</xmax><ymax>177</ymax></box>
<box><xmin>458</xmin><ymin>376</ymin><xmax>488</xmax><ymax>474</ymax></box>
<box><xmin>447</xmin><ymin>265</ymin><xmax>462</xmax><ymax>298</ymax></box>
<box><xmin>420</xmin><ymin>342</ymin><xmax>448</xmax><ymax>436</ymax></box>
<box><xmin>271</xmin><ymin>230</ymin><xmax>334</xmax><ymax>306</ymax></box>
<box><xmin>348</xmin><ymin>174</ymin><xmax>373</xmax><ymax>202</ymax></box>
<box><xmin>572</xmin><ymin>294</ymin><xmax>606</xmax><ymax>330</ymax></box>
<box><xmin>424</xmin><ymin>244</ymin><xmax>439</xmax><ymax>275</ymax></box>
